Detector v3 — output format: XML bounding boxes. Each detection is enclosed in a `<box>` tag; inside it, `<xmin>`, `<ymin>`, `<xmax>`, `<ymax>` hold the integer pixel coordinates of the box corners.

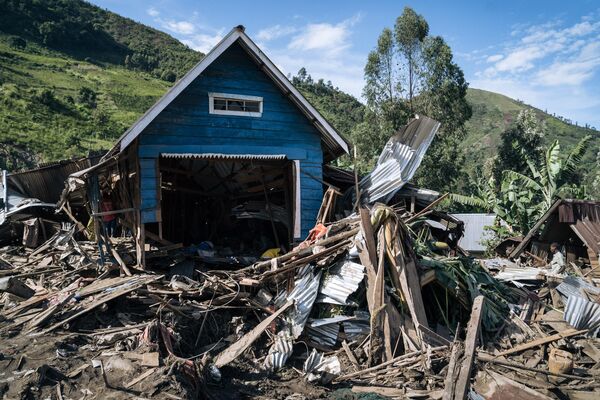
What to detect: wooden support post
<box><xmin>454</xmin><ymin>296</ymin><xmax>485</xmax><ymax>400</ymax></box>
<box><xmin>442</xmin><ymin>323</ymin><xmax>462</xmax><ymax>400</ymax></box>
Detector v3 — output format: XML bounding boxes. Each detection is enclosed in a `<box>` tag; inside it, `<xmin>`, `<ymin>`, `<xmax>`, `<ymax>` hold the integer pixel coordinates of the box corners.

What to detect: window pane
<box><xmin>227</xmin><ymin>100</ymin><xmax>244</xmax><ymax>111</ymax></box>
<box><xmin>244</xmin><ymin>100</ymin><xmax>260</xmax><ymax>112</ymax></box>
<box><xmin>213</xmin><ymin>98</ymin><xmax>227</xmax><ymax>110</ymax></box>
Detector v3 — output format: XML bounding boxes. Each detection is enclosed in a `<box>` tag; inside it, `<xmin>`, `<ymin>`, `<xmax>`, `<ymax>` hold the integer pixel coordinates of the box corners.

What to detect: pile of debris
<box><xmin>1</xmin><ymin>194</ymin><xmax>598</xmax><ymax>399</ymax></box>
<box><xmin>1</xmin><ymin>116</ymin><xmax>599</xmax><ymax>400</ymax></box>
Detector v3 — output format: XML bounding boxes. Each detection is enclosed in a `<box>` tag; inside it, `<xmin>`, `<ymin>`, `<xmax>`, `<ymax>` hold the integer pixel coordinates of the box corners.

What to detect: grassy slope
<box><xmin>0</xmin><ymin>33</ymin><xmax>171</xmax><ymax>169</ymax></box>
<box><xmin>463</xmin><ymin>88</ymin><xmax>599</xmax><ymax>181</ymax></box>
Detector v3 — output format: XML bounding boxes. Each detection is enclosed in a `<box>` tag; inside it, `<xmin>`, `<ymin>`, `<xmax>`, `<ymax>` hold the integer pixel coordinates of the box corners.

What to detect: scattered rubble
<box><xmin>1</xmin><ymin>120</ymin><xmax>599</xmax><ymax>400</ymax></box>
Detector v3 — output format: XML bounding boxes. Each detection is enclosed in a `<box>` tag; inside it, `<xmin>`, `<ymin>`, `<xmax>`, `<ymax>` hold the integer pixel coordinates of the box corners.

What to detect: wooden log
<box><xmin>213</xmin><ymin>300</ymin><xmax>294</xmax><ymax>368</ymax></box>
<box><xmin>454</xmin><ymin>295</ymin><xmax>485</xmax><ymax>400</ymax></box>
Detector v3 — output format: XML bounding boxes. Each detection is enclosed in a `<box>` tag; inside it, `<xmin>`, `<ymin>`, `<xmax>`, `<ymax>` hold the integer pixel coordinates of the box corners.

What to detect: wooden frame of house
<box><xmin>62</xmin><ymin>25</ymin><xmax>349</xmax><ymax>267</ymax></box>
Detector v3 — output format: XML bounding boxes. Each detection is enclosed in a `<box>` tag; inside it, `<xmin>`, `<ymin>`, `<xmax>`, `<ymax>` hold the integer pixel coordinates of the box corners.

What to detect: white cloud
<box><xmin>249</xmin><ymin>14</ymin><xmax>365</xmax><ymax>99</ymax></box>
<box><xmin>257</xmin><ymin>25</ymin><xmax>297</xmax><ymax>41</ymax></box>
<box><xmin>147</xmin><ymin>7</ymin><xmax>159</xmax><ymax>17</ymax></box>
<box><xmin>486</xmin><ymin>54</ymin><xmax>503</xmax><ymax>62</ymax></box>
<box><xmin>144</xmin><ymin>8</ymin><xmax>225</xmax><ymax>54</ymax></box>
<box><xmin>470</xmin><ymin>13</ymin><xmax>600</xmax><ymax>128</ymax></box>
<box><xmin>288</xmin><ymin>14</ymin><xmax>362</xmax><ymax>55</ymax></box>
<box><xmin>162</xmin><ymin>20</ymin><xmax>196</xmax><ymax>35</ymax></box>
<box><xmin>535</xmin><ymin>41</ymin><xmax>600</xmax><ymax>86</ymax></box>
<box><xmin>182</xmin><ymin>31</ymin><xmax>224</xmax><ymax>53</ymax></box>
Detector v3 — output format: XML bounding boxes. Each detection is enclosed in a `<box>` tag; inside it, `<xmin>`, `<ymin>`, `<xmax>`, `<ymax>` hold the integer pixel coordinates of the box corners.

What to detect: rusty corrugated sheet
<box><xmin>571</xmin><ymin>218</ymin><xmax>600</xmax><ymax>255</ymax></box>
<box><xmin>7</xmin><ymin>156</ymin><xmax>99</xmax><ymax>203</ymax></box>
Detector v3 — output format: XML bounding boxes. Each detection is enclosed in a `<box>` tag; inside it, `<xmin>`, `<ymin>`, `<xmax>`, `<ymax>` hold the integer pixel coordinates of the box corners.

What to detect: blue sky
<box><xmin>91</xmin><ymin>0</ymin><xmax>600</xmax><ymax>128</ymax></box>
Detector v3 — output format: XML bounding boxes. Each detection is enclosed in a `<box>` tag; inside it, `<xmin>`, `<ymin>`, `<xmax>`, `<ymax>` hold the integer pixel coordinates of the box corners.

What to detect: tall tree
<box><xmin>357</xmin><ymin>7</ymin><xmax>471</xmax><ymax>192</ymax></box>
<box><xmin>492</xmin><ymin>109</ymin><xmax>545</xmax><ymax>184</ymax></box>
<box><xmin>394</xmin><ymin>7</ymin><xmax>429</xmax><ymax>112</ymax></box>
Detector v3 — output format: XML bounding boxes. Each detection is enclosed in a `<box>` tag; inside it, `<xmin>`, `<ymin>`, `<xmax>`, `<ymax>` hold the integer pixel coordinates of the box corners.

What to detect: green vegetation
<box><xmin>463</xmin><ymin>89</ymin><xmax>599</xmax><ymax>190</ymax></box>
<box><xmin>357</xmin><ymin>7</ymin><xmax>472</xmax><ymax>194</ymax></box>
<box><xmin>0</xmin><ymin>32</ymin><xmax>172</xmax><ymax>169</ymax></box>
<box><xmin>0</xmin><ymin>0</ymin><xmax>597</xmax><ymax>218</ymax></box>
<box><xmin>0</xmin><ymin>0</ymin><xmax>202</xmax><ymax>80</ymax></box>
<box><xmin>450</xmin><ymin>111</ymin><xmax>592</xmax><ymax>245</ymax></box>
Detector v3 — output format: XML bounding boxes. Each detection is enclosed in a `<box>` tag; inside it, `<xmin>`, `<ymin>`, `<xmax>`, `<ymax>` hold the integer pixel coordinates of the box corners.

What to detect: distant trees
<box><xmin>452</xmin><ymin>127</ymin><xmax>592</xmax><ymax>234</ymax></box>
<box><xmin>492</xmin><ymin>109</ymin><xmax>545</xmax><ymax>184</ymax></box>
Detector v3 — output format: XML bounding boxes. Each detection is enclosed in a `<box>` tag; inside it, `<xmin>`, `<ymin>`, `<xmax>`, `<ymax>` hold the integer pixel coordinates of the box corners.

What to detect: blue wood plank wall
<box><xmin>137</xmin><ymin>41</ymin><xmax>324</xmax><ymax>238</ymax></box>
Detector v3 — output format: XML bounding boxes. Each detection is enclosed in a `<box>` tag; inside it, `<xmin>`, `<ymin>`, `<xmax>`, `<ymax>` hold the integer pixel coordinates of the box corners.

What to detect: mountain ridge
<box><xmin>0</xmin><ymin>0</ymin><xmax>597</xmax><ymax>188</ymax></box>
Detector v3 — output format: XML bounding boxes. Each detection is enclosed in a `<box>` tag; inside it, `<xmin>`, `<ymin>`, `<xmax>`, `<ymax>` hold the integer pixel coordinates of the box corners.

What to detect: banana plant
<box><xmin>502</xmin><ymin>134</ymin><xmax>592</xmax><ymax>229</ymax></box>
<box><xmin>450</xmin><ymin>135</ymin><xmax>591</xmax><ymax>234</ymax></box>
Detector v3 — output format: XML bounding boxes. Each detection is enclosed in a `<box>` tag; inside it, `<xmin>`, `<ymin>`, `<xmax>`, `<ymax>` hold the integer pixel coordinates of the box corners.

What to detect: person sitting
<box><xmin>548</xmin><ymin>242</ymin><xmax>565</xmax><ymax>275</ymax></box>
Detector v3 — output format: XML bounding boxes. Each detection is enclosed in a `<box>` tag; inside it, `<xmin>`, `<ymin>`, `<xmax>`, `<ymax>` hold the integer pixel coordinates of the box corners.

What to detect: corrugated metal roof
<box><xmin>556</xmin><ymin>276</ymin><xmax>600</xmax><ymax>299</ymax></box>
<box><xmin>511</xmin><ymin>199</ymin><xmax>600</xmax><ymax>258</ymax></box>
<box><xmin>161</xmin><ymin>153</ymin><xmax>287</xmax><ymax>161</ymax></box>
<box><xmin>564</xmin><ymin>295</ymin><xmax>600</xmax><ymax>336</ymax></box>
<box><xmin>317</xmin><ymin>259</ymin><xmax>364</xmax><ymax>305</ymax></box>
<box><xmin>303</xmin><ymin>349</ymin><xmax>341</xmax><ymax>384</ymax></box>
<box><xmin>264</xmin><ymin>330</ymin><xmax>294</xmax><ymax>371</ymax></box>
<box><xmin>274</xmin><ymin>265</ymin><xmax>322</xmax><ymax>339</ymax></box>
<box><xmin>452</xmin><ymin>213</ymin><xmax>498</xmax><ymax>252</ymax></box>
<box><xmin>7</xmin><ymin>156</ymin><xmax>99</xmax><ymax>203</ymax></box>
<box><xmin>306</xmin><ymin>321</ymin><xmax>340</xmax><ymax>347</ymax></box>
<box><xmin>494</xmin><ymin>267</ymin><xmax>544</xmax><ymax>282</ymax></box>
<box><xmin>358</xmin><ymin>116</ymin><xmax>440</xmax><ymax>204</ymax></box>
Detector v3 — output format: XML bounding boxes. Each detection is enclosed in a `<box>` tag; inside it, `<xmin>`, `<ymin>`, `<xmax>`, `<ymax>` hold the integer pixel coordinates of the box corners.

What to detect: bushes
<box><xmin>8</xmin><ymin>36</ymin><xmax>26</xmax><ymax>50</ymax></box>
<box><xmin>77</xmin><ymin>87</ymin><xmax>96</xmax><ymax>108</ymax></box>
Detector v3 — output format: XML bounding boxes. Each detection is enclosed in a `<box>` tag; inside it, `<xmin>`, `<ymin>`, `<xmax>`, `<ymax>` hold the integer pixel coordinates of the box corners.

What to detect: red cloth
<box><xmin>100</xmin><ymin>199</ymin><xmax>116</xmax><ymax>222</ymax></box>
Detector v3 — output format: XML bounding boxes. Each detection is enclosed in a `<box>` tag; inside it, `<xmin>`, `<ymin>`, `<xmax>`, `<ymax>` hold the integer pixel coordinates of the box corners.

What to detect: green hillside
<box><xmin>463</xmin><ymin>88</ymin><xmax>599</xmax><ymax>181</ymax></box>
<box><xmin>0</xmin><ymin>0</ymin><xmax>597</xmax><ymax>190</ymax></box>
<box><xmin>0</xmin><ymin>0</ymin><xmax>202</xmax><ymax>170</ymax></box>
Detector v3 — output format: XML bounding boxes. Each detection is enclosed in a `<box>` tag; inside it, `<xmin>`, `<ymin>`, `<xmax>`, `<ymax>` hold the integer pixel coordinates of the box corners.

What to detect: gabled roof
<box><xmin>108</xmin><ymin>26</ymin><xmax>350</xmax><ymax>160</ymax></box>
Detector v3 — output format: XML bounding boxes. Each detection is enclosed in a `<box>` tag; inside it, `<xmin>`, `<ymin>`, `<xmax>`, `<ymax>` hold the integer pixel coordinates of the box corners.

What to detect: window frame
<box><xmin>208</xmin><ymin>92</ymin><xmax>263</xmax><ymax>117</ymax></box>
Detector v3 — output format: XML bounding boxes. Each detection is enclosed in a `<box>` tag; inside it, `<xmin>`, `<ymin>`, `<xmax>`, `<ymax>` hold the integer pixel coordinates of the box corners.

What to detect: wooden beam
<box><xmin>454</xmin><ymin>295</ymin><xmax>485</xmax><ymax>400</ymax></box>
<box><xmin>213</xmin><ymin>300</ymin><xmax>294</xmax><ymax>368</ymax></box>
<box><xmin>442</xmin><ymin>324</ymin><xmax>462</xmax><ymax>400</ymax></box>
<box><xmin>494</xmin><ymin>328</ymin><xmax>587</xmax><ymax>357</ymax></box>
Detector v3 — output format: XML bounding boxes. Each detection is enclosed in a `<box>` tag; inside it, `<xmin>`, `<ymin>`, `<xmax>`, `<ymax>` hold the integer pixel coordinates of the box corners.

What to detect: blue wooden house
<box><xmin>94</xmin><ymin>26</ymin><xmax>348</xmax><ymax>259</ymax></box>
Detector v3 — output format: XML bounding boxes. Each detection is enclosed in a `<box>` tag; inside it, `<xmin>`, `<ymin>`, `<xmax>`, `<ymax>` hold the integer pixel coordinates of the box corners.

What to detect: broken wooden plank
<box><xmin>124</xmin><ymin>367</ymin><xmax>156</xmax><ymax>389</ymax></box>
<box><xmin>454</xmin><ymin>295</ymin><xmax>485</xmax><ymax>400</ymax></box>
<box><xmin>110</xmin><ymin>247</ymin><xmax>132</xmax><ymax>277</ymax></box>
<box><xmin>213</xmin><ymin>300</ymin><xmax>294</xmax><ymax>368</ymax></box>
<box><xmin>478</xmin><ymin>352</ymin><xmax>594</xmax><ymax>380</ymax></box>
<box><xmin>494</xmin><ymin>328</ymin><xmax>587</xmax><ymax>357</ymax></box>
<box><xmin>341</xmin><ymin>340</ymin><xmax>360</xmax><ymax>370</ymax></box>
<box><xmin>40</xmin><ymin>275</ymin><xmax>162</xmax><ymax>334</ymax></box>
<box><xmin>474</xmin><ymin>370</ymin><xmax>553</xmax><ymax>400</ymax></box>
<box><xmin>442</xmin><ymin>325</ymin><xmax>462</xmax><ymax>400</ymax></box>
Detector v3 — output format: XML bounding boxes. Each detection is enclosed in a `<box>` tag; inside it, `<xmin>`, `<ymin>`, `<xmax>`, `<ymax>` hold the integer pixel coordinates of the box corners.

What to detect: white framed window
<box><xmin>208</xmin><ymin>92</ymin><xmax>263</xmax><ymax>117</ymax></box>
